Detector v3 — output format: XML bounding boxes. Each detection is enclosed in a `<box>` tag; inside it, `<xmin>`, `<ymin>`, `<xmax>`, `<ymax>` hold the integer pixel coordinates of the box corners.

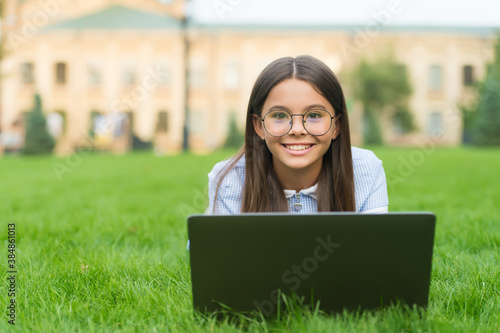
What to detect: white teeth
<box><xmin>285</xmin><ymin>145</ymin><xmax>311</xmax><ymax>151</ymax></box>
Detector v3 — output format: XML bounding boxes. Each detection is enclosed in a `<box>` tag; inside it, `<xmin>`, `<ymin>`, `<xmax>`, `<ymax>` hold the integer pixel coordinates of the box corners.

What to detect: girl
<box><xmin>207</xmin><ymin>55</ymin><xmax>388</xmax><ymax>214</ymax></box>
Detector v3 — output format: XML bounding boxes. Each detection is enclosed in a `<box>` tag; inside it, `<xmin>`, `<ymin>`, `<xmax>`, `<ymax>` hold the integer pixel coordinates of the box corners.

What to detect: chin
<box><xmin>283</xmin><ymin>160</ymin><xmax>316</xmax><ymax>171</ymax></box>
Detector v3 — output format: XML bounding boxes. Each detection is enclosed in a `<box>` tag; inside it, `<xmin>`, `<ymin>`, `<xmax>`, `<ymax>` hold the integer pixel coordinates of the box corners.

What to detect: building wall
<box><xmin>186</xmin><ymin>29</ymin><xmax>495</xmax><ymax>150</ymax></box>
<box><xmin>0</xmin><ymin>1</ymin><xmax>497</xmax><ymax>154</ymax></box>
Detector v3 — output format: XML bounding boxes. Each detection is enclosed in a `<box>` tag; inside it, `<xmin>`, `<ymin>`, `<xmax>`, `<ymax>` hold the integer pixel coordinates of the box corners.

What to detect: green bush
<box><xmin>353</xmin><ymin>54</ymin><xmax>414</xmax><ymax>144</ymax></box>
<box><xmin>223</xmin><ymin>113</ymin><xmax>244</xmax><ymax>148</ymax></box>
<box><xmin>363</xmin><ymin>109</ymin><xmax>383</xmax><ymax>145</ymax></box>
<box><xmin>460</xmin><ymin>37</ymin><xmax>500</xmax><ymax>146</ymax></box>
<box><xmin>23</xmin><ymin>94</ymin><xmax>56</xmax><ymax>155</ymax></box>
<box><xmin>471</xmin><ymin>52</ymin><xmax>500</xmax><ymax>145</ymax></box>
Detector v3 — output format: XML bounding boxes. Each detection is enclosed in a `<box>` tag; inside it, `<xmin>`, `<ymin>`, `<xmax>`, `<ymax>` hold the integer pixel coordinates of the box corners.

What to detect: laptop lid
<box><xmin>188</xmin><ymin>212</ymin><xmax>436</xmax><ymax>316</ymax></box>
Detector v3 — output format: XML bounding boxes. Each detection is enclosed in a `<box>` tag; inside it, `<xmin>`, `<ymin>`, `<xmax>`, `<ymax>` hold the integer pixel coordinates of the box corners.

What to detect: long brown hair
<box><xmin>215</xmin><ymin>55</ymin><xmax>355</xmax><ymax>212</ymax></box>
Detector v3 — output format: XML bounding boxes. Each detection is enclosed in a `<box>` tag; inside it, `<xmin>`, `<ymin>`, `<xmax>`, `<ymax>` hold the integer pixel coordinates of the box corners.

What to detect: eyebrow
<box><xmin>268</xmin><ymin>104</ymin><xmax>328</xmax><ymax>112</ymax></box>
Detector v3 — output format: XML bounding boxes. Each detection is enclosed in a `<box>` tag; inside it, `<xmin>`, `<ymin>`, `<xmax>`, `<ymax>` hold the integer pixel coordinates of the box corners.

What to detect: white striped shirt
<box><xmin>207</xmin><ymin>146</ymin><xmax>389</xmax><ymax>214</ymax></box>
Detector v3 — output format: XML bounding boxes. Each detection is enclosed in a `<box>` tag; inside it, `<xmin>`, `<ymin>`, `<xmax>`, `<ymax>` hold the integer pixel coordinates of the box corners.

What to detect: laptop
<box><xmin>187</xmin><ymin>212</ymin><xmax>436</xmax><ymax>316</ymax></box>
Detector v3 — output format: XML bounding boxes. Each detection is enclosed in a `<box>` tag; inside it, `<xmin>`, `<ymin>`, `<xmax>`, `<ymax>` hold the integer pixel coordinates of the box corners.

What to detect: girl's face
<box><xmin>253</xmin><ymin>78</ymin><xmax>340</xmax><ymax>179</ymax></box>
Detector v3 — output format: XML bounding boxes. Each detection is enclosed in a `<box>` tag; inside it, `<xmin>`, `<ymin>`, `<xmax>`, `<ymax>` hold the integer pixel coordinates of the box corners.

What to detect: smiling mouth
<box><xmin>282</xmin><ymin>144</ymin><xmax>314</xmax><ymax>151</ymax></box>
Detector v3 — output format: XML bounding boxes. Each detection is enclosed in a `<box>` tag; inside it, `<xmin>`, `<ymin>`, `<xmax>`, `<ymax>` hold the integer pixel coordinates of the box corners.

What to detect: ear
<box><xmin>331</xmin><ymin>114</ymin><xmax>341</xmax><ymax>140</ymax></box>
<box><xmin>253</xmin><ymin>114</ymin><xmax>265</xmax><ymax>140</ymax></box>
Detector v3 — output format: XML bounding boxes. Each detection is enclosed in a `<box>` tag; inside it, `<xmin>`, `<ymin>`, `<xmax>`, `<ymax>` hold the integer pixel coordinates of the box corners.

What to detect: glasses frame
<box><xmin>258</xmin><ymin>109</ymin><xmax>339</xmax><ymax>137</ymax></box>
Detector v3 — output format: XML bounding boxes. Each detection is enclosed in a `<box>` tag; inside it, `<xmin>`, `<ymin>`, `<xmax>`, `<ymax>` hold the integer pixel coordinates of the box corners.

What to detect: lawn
<box><xmin>0</xmin><ymin>147</ymin><xmax>499</xmax><ymax>332</ymax></box>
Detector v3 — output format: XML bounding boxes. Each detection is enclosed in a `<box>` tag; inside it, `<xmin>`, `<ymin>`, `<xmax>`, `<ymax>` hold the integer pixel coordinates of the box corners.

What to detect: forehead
<box><xmin>263</xmin><ymin>78</ymin><xmax>333</xmax><ymax>111</ymax></box>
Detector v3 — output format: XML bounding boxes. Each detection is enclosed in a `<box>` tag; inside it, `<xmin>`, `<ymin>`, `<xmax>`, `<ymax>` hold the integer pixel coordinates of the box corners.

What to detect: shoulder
<box><xmin>208</xmin><ymin>154</ymin><xmax>246</xmax><ymax>192</ymax></box>
<box><xmin>351</xmin><ymin>146</ymin><xmax>383</xmax><ymax>173</ymax></box>
<box><xmin>351</xmin><ymin>146</ymin><xmax>381</xmax><ymax>163</ymax></box>
<box><xmin>351</xmin><ymin>146</ymin><xmax>384</xmax><ymax>194</ymax></box>
<box><xmin>209</xmin><ymin>154</ymin><xmax>245</xmax><ymax>180</ymax></box>
<box><xmin>207</xmin><ymin>154</ymin><xmax>246</xmax><ymax>214</ymax></box>
<box><xmin>351</xmin><ymin>147</ymin><xmax>388</xmax><ymax>211</ymax></box>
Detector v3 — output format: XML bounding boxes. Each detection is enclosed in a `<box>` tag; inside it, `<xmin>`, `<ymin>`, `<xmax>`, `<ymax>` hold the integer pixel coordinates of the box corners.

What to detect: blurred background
<box><xmin>2</xmin><ymin>3</ymin><xmax>500</xmax><ymax>331</ymax></box>
<box><xmin>0</xmin><ymin>0</ymin><xmax>499</xmax><ymax>156</ymax></box>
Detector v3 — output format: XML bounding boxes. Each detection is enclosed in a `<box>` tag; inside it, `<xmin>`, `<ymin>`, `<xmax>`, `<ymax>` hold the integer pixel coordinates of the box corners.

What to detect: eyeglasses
<box><xmin>258</xmin><ymin>109</ymin><xmax>338</xmax><ymax>137</ymax></box>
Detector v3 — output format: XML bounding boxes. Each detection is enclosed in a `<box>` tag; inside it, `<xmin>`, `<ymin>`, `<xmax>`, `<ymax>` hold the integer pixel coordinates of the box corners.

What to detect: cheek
<box><xmin>318</xmin><ymin>136</ymin><xmax>333</xmax><ymax>149</ymax></box>
<box><xmin>264</xmin><ymin>136</ymin><xmax>279</xmax><ymax>147</ymax></box>
<box><xmin>263</xmin><ymin>136</ymin><xmax>283</xmax><ymax>151</ymax></box>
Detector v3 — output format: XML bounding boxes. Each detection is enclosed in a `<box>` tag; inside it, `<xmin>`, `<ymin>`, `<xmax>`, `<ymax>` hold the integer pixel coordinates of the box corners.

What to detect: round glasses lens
<box><xmin>304</xmin><ymin>109</ymin><xmax>332</xmax><ymax>135</ymax></box>
<box><xmin>264</xmin><ymin>110</ymin><xmax>292</xmax><ymax>136</ymax></box>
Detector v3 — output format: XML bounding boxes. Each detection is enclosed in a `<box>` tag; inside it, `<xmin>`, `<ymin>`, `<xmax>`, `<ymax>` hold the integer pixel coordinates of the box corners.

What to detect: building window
<box><xmin>122</xmin><ymin>61</ymin><xmax>136</xmax><ymax>86</ymax></box>
<box><xmin>463</xmin><ymin>65</ymin><xmax>474</xmax><ymax>86</ymax></box>
<box><xmin>126</xmin><ymin>111</ymin><xmax>134</xmax><ymax>135</ymax></box>
<box><xmin>88</xmin><ymin>60</ymin><xmax>102</xmax><ymax>86</ymax></box>
<box><xmin>56</xmin><ymin>110</ymin><xmax>67</xmax><ymax>135</ymax></box>
<box><xmin>427</xmin><ymin>112</ymin><xmax>443</xmax><ymax>137</ymax></box>
<box><xmin>156</xmin><ymin>111</ymin><xmax>169</xmax><ymax>133</ymax></box>
<box><xmin>89</xmin><ymin>110</ymin><xmax>102</xmax><ymax>137</ymax></box>
<box><xmin>21</xmin><ymin>62</ymin><xmax>34</xmax><ymax>84</ymax></box>
<box><xmin>189</xmin><ymin>60</ymin><xmax>206</xmax><ymax>88</ymax></box>
<box><xmin>189</xmin><ymin>111</ymin><xmax>205</xmax><ymax>134</ymax></box>
<box><xmin>55</xmin><ymin>62</ymin><xmax>67</xmax><ymax>84</ymax></box>
<box><xmin>47</xmin><ymin>111</ymin><xmax>66</xmax><ymax>138</ymax></box>
<box><xmin>392</xmin><ymin>114</ymin><xmax>404</xmax><ymax>135</ymax></box>
<box><xmin>429</xmin><ymin>65</ymin><xmax>442</xmax><ymax>91</ymax></box>
<box><xmin>156</xmin><ymin>61</ymin><xmax>170</xmax><ymax>86</ymax></box>
<box><xmin>224</xmin><ymin>61</ymin><xmax>240</xmax><ymax>90</ymax></box>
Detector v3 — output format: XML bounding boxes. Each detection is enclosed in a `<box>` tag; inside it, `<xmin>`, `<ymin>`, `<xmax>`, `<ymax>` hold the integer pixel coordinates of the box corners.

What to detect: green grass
<box><xmin>0</xmin><ymin>147</ymin><xmax>499</xmax><ymax>332</ymax></box>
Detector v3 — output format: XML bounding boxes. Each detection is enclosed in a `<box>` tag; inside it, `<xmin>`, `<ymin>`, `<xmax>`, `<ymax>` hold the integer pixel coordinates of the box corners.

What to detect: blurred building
<box><xmin>0</xmin><ymin>0</ymin><xmax>498</xmax><ymax>154</ymax></box>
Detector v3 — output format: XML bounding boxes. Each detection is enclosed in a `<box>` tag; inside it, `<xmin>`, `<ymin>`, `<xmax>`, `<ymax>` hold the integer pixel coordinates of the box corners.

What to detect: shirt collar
<box><xmin>283</xmin><ymin>183</ymin><xmax>318</xmax><ymax>200</ymax></box>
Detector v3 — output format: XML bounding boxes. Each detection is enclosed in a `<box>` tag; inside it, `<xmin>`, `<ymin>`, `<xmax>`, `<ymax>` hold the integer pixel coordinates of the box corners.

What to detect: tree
<box><xmin>0</xmin><ymin>0</ymin><xmax>6</xmax><ymax>155</ymax></box>
<box><xmin>23</xmin><ymin>94</ymin><xmax>56</xmax><ymax>155</ymax></box>
<box><xmin>464</xmin><ymin>38</ymin><xmax>500</xmax><ymax>146</ymax></box>
<box><xmin>352</xmin><ymin>54</ymin><xmax>414</xmax><ymax>144</ymax></box>
<box><xmin>223</xmin><ymin>113</ymin><xmax>244</xmax><ymax>149</ymax></box>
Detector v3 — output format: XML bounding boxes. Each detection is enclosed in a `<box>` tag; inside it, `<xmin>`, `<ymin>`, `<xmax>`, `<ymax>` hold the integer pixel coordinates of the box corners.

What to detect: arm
<box><xmin>359</xmin><ymin>155</ymin><xmax>389</xmax><ymax>213</ymax></box>
<box><xmin>206</xmin><ymin>161</ymin><xmax>243</xmax><ymax>214</ymax></box>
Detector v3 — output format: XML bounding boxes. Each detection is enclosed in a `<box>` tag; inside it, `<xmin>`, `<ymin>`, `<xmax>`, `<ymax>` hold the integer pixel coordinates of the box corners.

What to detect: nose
<box><xmin>288</xmin><ymin>115</ymin><xmax>306</xmax><ymax>136</ymax></box>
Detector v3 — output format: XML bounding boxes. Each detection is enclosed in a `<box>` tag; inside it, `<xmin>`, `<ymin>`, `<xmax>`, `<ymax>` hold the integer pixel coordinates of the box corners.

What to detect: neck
<box><xmin>273</xmin><ymin>158</ymin><xmax>322</xmax><ymax>192</ymax></box>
